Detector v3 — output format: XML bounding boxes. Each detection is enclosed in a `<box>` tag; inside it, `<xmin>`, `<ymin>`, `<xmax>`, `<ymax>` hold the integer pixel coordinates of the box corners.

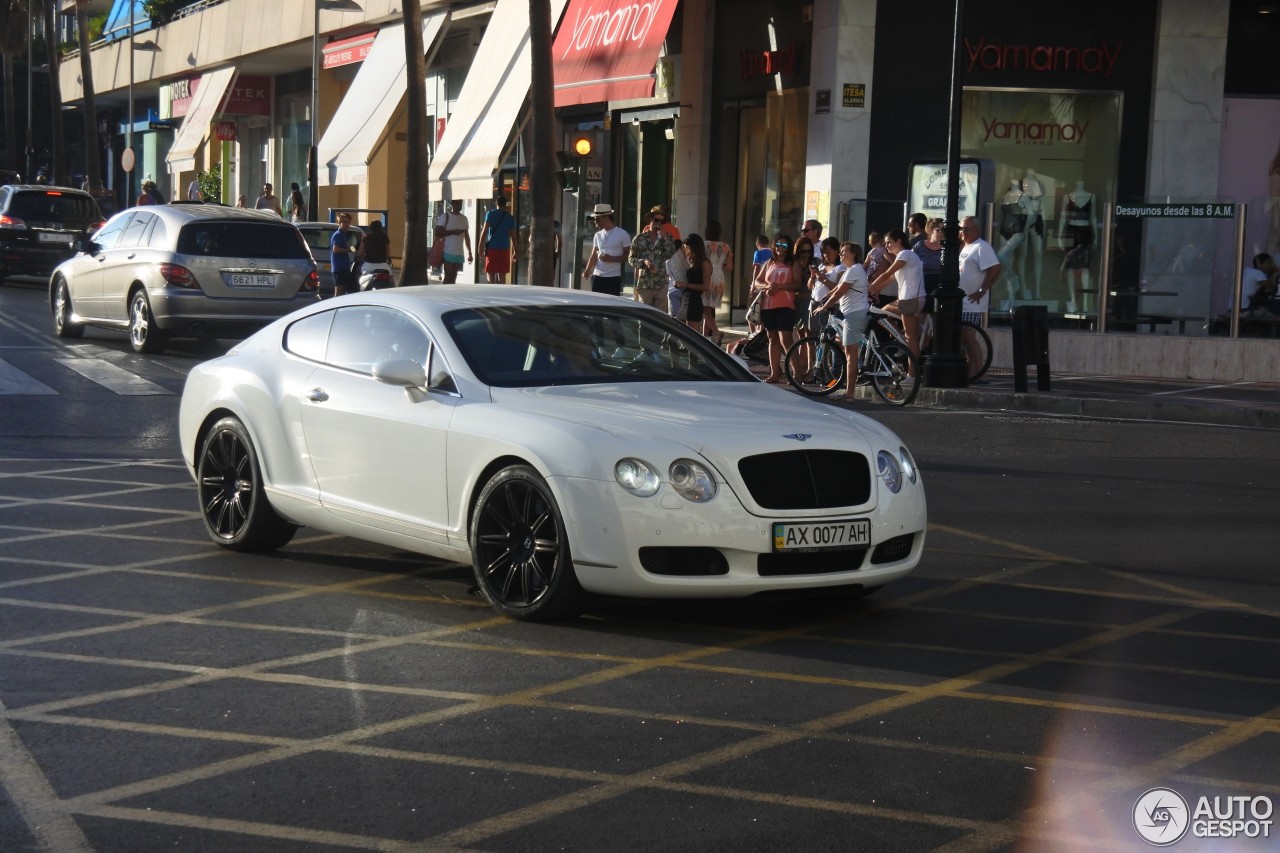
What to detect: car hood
<box><xmin>491</xmin><ymin>383</ymin><xmax>898</xmax><ymax>459</ymax></box>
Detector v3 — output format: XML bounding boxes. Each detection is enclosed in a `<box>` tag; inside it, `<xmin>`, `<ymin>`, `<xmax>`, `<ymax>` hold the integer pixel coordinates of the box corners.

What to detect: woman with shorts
<box><xmin>752</xmin><ymin>234</ymin><xmax>801</xmax><ymax>383</ymax></box>
<box><xmin>869</xmin><ymin>228</ymin><xmax>925</xmax><ymax>370</ymax></box>
<box><xmin>818</xmin><ymin>243</ymin><xmax>869</xmax><ymax>401</ymax></box>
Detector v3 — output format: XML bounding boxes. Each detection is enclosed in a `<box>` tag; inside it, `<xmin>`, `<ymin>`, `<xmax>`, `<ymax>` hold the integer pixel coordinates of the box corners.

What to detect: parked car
<box><xmin>0</xmin><ymin>184</ymin><xmax>105</xmax><ymax>286</ymax></box>
<box><xmin>50</xmin><ymin>204</ymin><xmax>318</xmax><ymax>353</ymax></box>
<box><xmin>295</xmin><ymin>220</ymin><xmax>364</xmax><ymax>296</ymax></box>
<box><xmin>178</xmin><ymin>285</ymin><xmax>927</xmax><ymax>621</ymax></box>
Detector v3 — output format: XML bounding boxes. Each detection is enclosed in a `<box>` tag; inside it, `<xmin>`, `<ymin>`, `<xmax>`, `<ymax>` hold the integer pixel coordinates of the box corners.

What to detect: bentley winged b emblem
<box><xmin>782</xmin><ymin>433</ymin><xmax>812</xmax><ymax>442</ymax></box>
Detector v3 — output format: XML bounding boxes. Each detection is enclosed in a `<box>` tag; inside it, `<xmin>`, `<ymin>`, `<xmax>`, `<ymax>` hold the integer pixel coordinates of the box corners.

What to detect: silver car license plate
<box><xmin>772</xmin><ymin>519</ymin><xmax>870</xmax><ymax>552</ymax></box>
<box><xmin>229</xmin><ymin>273</ymin><xmax>276</xmax><ymax>288</ymax></box>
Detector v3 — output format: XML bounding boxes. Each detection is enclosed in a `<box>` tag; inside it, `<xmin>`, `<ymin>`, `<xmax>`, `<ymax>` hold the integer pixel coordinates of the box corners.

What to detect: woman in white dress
<box><xmin>703</xmin><ymin>221</ymin><xmax>733</xmax><ymax>343</ymax></box>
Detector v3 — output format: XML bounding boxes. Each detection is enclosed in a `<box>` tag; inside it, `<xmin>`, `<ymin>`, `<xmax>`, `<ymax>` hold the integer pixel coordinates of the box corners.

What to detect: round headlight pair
<box><xmin>614</xmin><ymin>458</ymin><xmax>717</xmax><ymax>502</ymax></box>
<box><xmin>877</xmin><ymin>447</ymin><xmax>918</xmax><ymax>494</ymax></box>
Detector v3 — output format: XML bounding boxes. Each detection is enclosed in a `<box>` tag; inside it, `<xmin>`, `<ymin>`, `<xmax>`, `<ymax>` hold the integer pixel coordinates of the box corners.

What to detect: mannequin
<box><xmin>996</xmin><ymin>180</ymin><xmax>1026</xmax><ymax>303</ymax></box>
<box><xmin>1020</xmin><ymin>170</ymin><xmax>1045</xmax><ymax>298</ymax></box>
<box><xmin>1058</xmin><ymin>180</ymin><xmax>1098</xmax><ymax>312</ymax></box>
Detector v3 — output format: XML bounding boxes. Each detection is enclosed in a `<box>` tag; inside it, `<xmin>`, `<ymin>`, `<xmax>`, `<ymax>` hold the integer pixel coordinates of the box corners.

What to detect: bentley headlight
<box><xmin>615</xmin><ymin>458</ymin><xmax>661</xmax><ymax>497</ymax></box>
<box><xmin>877</xmin><ymin>450</ymin><xmax>903</xmax><ymax>494</ymax></box>
<box><xmin>669</xmin><ymin>459</ymin><xmax>717</xmax><ymax>502</ymax></box>
<box><xmin>898</xmin><ymin>446</ymin><xmax>917</xmax><ymax>484</ymax></box>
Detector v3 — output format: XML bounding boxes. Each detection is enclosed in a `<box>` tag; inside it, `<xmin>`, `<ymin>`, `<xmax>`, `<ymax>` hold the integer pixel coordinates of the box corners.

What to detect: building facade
<box><xmin>58</xmin><ymin>0</ymin><xmax>1280</xmax><ymax>379</ymax></box>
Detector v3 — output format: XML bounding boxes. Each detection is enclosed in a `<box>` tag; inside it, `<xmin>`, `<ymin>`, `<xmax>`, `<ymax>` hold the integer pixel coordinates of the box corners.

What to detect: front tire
<box><xmin>870</xmin><ymin>341</ymin><xmax>920</xmax><ymax>406</ymax></box>
<box><xmin>196</xmin><ymin>416</ymin><xmax>296</xmax><ymax>551</ymax></box>
<box><xmin>129</xmin><ymin>289</ymin><xmax>167</xmax><ymax>354</ymax></box>
<box><xmin>53</xmin><ymin>280</ymin><xmax>84</xmax><ymax>338</ymax></box>
<box><xmin>470</xmin><ymin>465</ymin><xmax>585</xmax><ymax>621</ymax></box>
<box><xmin>784</xmin><ymin>335</ymin><xmax>844</xmax><ymax>396</ymax></box>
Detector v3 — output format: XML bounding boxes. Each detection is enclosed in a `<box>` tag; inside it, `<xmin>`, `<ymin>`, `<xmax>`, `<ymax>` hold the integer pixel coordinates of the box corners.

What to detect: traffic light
<box><xmin>555</xmin><ymin>150</ymin><xmax>579</xmax><ymax>192</ymax></box>
<box><xmin>556</xmin><ymin>134</ymin><xmax>594</xmax><ymax>193</ymax></box>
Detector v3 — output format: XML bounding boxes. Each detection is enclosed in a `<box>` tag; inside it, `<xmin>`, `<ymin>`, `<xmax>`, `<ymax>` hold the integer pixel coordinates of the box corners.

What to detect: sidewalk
<box><xmin>718</xmin><ymin>323</ymin><xmax>1280</xmax><ymax>430</ymax></box>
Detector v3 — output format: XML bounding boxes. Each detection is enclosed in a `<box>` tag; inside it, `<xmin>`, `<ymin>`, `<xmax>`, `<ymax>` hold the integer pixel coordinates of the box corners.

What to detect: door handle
<box><xmin>127</xmin><ymin>253</ymin><xmax>137</xmax><ymax>259</ymax></box>
<box><xmin>304</xmin><ymin>388</ymin><xmax>329</xmax><ymax>402</ymax></box>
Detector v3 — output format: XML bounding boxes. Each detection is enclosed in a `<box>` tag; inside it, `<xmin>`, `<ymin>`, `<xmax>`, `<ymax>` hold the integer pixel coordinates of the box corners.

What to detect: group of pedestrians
<box><xmin>581</xmin><ymin>203</ymin><xmax>731</xmax><ymax>341</ymax></box>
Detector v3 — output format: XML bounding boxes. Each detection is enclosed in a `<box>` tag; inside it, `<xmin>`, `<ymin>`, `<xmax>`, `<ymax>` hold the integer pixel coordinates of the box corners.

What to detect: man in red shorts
<box><xmin>477</xmin><ymin>195</ymin><xmax>518</xmax><ymax>283</ymax></box>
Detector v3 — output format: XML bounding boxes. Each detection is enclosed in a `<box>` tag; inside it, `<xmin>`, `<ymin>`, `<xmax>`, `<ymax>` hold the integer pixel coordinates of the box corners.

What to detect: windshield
<box><xmin>444</xmin><ymin>305</ymin><xmax>753</xmax><ymax>387</ymax></box>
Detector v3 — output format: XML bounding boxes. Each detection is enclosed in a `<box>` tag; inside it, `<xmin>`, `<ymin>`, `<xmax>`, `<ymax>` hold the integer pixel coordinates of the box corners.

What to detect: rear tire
<box><xmin>53</xmin><ymin>280</ymin><xmax>84</xmax><ymax>339</ymax></box>
<box><xmin>870</xmin><ymin>341</ymin><xmax>920</xmax><ymax>406</ymax></box>
<box><xmin>129</xmin><ymin>290</ymin><xmax>167</xmax><ymax>354</ymax></box>
<box><xmin>196</xmin><ymin>416</ymin><xmax>297</xmax><ymax>551</ymax></box>
<box><xmin>962</xmin><ymin>321</ymin><xmax>993</xmax><ymax>381</ymax></box>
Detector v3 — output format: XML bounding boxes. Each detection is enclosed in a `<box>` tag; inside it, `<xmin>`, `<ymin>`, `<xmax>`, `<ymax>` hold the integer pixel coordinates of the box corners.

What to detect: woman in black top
<box><xmin>679</xmin><ymin>234</ymin><xmax>712</xmax><ymax>335</ymax></box>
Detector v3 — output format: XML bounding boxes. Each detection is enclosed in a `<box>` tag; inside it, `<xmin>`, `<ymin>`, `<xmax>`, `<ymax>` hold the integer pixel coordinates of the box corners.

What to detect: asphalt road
<box><xmin>1</xmin><ymin>277</ymin><xmax>1277</xmax><ymax>852</ymax></box>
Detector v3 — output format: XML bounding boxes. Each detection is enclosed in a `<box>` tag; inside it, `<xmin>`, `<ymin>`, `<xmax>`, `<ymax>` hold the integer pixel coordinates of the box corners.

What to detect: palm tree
<box><xmin>74</xmin><ymin>0</ymin><xmax>102</xmax><ymax>195</ymax></box>
<box><xmin>399</xmin><ymin>0</ymin><xmax>428</xmax><ymax>285</ymax></box>
<box><xmin>44</xmin><ymin>0</ymin><xmax>68</xmax><ymax>185</ymax></box>
<box><xmin>527</xmin><ymin>0</ymin><xmax>556</xmax><ymax>287</ymax></box>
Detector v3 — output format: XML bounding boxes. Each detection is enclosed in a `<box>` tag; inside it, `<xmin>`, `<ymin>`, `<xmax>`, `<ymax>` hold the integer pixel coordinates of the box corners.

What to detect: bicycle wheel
<box><xmin>870</xmin><ymin>341</ymin><xmax>920</xmax><ymax>406</ymax></box>
<box><xmin>961</xmin><ymin>321</ymin><xmax>993</xmax><ymax>381</ymax></box>
<box><xmin>784</xmin><ymin>336</ymin><xmax>844</xmax><ymax>396</ymax></box>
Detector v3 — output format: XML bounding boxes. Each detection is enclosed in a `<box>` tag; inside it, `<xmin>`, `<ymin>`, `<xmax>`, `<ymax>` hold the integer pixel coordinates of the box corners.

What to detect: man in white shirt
<box><xmin>1241</xmin><ymin>253</ymin><xmax>1276</xmax><ymax>311</ymax></box>
<box><xmin>581</xmin><ymin>203</ymin><xmax>631</xmax><ymax>296</ymax></box>
<box><xmin>958</xmin><ymin>216</ymin><xmax>1001</xmax><ymax>320</ymax></box>
<box><xmin>187</xmin><ymin>178</ymin><xmax>202</xmax><ymax>201</ymax></box>
<box><xmin>435</xmin><ymin>200</ymin><xmax>473</xmax><ymax>283</ymax></box>
<box><xmin>958</xmin><ymin>216</ymin><xmax>1001</xmax><ymax>379</ymax></box>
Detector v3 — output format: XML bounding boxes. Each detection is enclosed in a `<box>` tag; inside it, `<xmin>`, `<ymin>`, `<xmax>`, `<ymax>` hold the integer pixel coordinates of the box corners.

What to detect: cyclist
<box><xmin>817</xmin><ymin>242</ymin><xmax>870</xmax><ymax>400</ymax></box>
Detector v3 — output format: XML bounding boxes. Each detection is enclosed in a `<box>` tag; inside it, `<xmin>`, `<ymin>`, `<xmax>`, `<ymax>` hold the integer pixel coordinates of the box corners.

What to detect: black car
<box><xmin>0</xmin><ymin>185</ymin><xmax>105</xmax><ymax>286</ymax></box>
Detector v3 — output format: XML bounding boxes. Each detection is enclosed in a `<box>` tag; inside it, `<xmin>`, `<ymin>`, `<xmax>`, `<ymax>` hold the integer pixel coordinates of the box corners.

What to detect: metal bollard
<box><xmin>1011</xmin><ymin>305</ymin><xmax>1051</xmax><ymax>392</ymax></box>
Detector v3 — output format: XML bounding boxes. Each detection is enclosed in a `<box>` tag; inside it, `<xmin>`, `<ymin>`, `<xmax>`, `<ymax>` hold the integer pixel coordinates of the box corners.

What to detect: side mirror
<box><xmin>72</xmin><ymin>238</ymin><xmax>97</xmax><ymax>255</ymax></box>
<box><xmin>372</xmin><ymin>358</ymin><xmax>426</xmax><ymax>388</ymax></box>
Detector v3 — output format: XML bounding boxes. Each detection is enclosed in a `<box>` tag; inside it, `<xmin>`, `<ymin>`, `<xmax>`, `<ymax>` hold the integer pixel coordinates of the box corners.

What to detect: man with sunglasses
<box><xmin>629</xmin><ymin>208</ymin><xmax>678</xmax><ymax>309</ymax></box>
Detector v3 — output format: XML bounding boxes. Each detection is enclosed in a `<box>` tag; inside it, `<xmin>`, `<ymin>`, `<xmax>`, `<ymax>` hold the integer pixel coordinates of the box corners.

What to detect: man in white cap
<box><xmin>581</xmin><ymin>203</ymin><xmax>630</xmax><ymax>296</ymax></box>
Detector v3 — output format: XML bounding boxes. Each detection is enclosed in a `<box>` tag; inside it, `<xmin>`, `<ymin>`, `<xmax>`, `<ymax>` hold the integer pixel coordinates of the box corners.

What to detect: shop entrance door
<box><xmin>728</xmin><ymin>89</ymin><xmax>808</xmax><ymax>314</ymax></box>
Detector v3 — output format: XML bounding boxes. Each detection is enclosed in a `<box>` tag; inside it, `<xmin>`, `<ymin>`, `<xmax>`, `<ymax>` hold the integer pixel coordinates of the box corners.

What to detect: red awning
<box><xmin>552</xmin><ymin>0</ymin><xmax>678</xmax><ymax>107</ymax></box>
<box><xmin>323</xmin><ymin>30</ymin><xmax>378</xmax><ymax>69</ymax></box>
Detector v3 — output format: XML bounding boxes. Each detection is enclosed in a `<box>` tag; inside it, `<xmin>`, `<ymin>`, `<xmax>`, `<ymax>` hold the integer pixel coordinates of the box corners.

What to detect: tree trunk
<box><xmin>399</xmin><ymin>2</ymin><xmax>428</xmax><ymax>285</ymax></box>
<box><xmin>75</xmin><ymin>0</ymin><xmax>102</xmax><ymax>196</ymax></box>
<box><xmin>2</xmin><ymin>53</ymin><xmax>15</xmax><ymax>174</ymax></box>
<box><xmin>527</xmin><ymin>0</ymin><xmax>556</xmax><ymax>287</ymax></box>
<box><xmin>45</xmin><ymin>0</ymin><xmax>68</xmax><ymax>185</ymax></box>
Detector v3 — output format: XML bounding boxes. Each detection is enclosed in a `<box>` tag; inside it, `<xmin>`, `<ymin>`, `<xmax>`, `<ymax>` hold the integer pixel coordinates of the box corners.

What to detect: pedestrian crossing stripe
<box><xmin>0</xmin><ymin>358</ymin><xmax>172</xmax><ymax>396</ymax></box>
<box><xmin>0</xmin><ymin>358</ymin><xmax>56</xmax><ymax>395</ymax></box>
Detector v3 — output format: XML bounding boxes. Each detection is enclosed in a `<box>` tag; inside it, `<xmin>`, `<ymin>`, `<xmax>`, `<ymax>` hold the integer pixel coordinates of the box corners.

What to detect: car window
<box><xmin>425</xmin><ymin>343</ymin><xmax>458</xmax><ymax>394</ymax></box>
<box><xmin>91</xmin><ymin>214</ymin><xmax>133</xmax><ymax>250</ymax></box>
<box><xmin>142</xmin><ymin>216</ymin><xmax>166</xmax><ymax>247</ymax></box>
<box><xmin>120</xmin><ymin>212</ymin><xmax>154</xmax><ymax>248</ymax></box>
<box><xmin>300</xmin><ymin>227</ymin><xmax>361</xmax><ymax>255</ymax></box>
<box><xmin>444</xmin><ymin>305</ymin><xmax>748</xmax><ymax>387</ymax></box>
<box><xmin>325</xmin><ymin>306</ymin><xmax>429</xmax><ymax>375</ymax></box>
<box><xmin>7</xmin><ymin>190</ymin><xmax>100</xmax><ymax>226</ymax></box>
<box><xmin>177</xmin><ymin>222</ymin><xmax>310</xmax><ymax>258</ymax></box>
<box><xmin>283</xmin><ymin>310</ymin><xmax>335</xmax><ymax>363</ymax></box>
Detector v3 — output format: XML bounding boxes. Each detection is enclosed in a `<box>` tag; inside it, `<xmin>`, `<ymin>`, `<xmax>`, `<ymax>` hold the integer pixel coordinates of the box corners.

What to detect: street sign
<box><xmin>121</xmin><ymin>147</ymin><xmax>135</xmax><ymax>173</ymax></box>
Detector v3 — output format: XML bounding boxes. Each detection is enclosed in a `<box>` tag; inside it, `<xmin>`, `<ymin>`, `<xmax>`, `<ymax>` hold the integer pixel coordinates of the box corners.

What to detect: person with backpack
<box><xmin>477</xmin><ymin>195</ymin><xmax>517</xmax><ymax>283</ymax></box>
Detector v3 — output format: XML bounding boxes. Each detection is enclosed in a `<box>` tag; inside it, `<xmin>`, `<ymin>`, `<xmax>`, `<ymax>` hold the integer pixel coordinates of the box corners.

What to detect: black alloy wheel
<box><xmin>470</xmin><ymin>465</ymin><xmax>585</xmax><ymax>621</ymax></box>
<box><xmin>196</xmin><ymin>416</ymin><xmax>296</xmax><ymax>551</ymax></box>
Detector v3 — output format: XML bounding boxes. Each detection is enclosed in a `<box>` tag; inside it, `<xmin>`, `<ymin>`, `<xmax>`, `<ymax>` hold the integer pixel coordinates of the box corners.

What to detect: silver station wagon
<box><xmin>50</xmin><ymin>204</ymin><xmax>319</xmax><ymax>353</ymax></box>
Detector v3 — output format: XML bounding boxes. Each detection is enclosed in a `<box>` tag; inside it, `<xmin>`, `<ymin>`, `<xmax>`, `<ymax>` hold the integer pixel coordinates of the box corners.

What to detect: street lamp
<box><xmin>921</xmin><ymin>0</ymin><xmax>969</xmax><ymax>388</ymax></box>
<box><xmin>310</xmin><ymin>0</ymin><xmax>363</xmax><ymax>222</ymax></box>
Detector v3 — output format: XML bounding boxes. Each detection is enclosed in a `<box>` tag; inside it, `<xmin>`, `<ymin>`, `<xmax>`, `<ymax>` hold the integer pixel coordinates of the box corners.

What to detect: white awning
<box><xmin>166</xmin><ymin>66</ymin><xmax>238</xmax><ymax>174</ymax></box>
<box><xmin>428</xmin><ymin>0</ymin><xmax>569</xmax><ymax>202</ymax></box>
<box><xmin>317</xmin><ymin>13</ymin><xmax>449</xmax><ymax>187</ymax></box>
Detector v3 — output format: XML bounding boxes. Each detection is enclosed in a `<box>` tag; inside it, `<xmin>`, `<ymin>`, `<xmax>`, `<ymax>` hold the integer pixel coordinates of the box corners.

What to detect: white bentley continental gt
<box><xmin>178</xmin><ymin>285</ymin><xmax>926</xmax><ymax>620</ymax></box>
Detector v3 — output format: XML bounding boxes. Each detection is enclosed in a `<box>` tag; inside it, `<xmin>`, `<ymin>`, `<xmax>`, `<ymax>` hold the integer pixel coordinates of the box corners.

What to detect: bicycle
<box><xmin>783</xmin><ymin>316</ymin><xmax>920</xmax><ymax>406</ymax></box>
<box><xmin>918</xmin><ymin>312</ymin><xmax>993</xmax><ymax>381</ymax></box>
